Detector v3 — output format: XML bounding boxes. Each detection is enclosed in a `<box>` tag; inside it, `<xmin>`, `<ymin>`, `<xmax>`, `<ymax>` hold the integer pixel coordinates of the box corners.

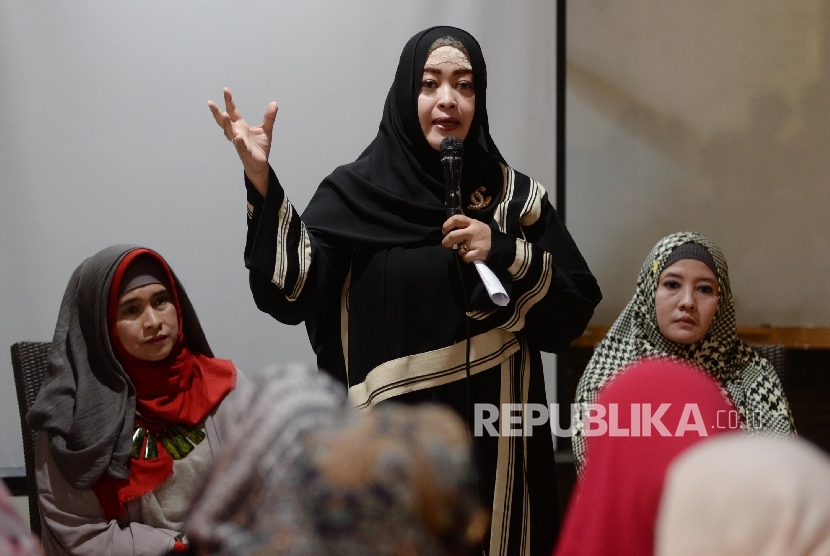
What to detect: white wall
<box><xmin>0</xmin><ymin>1</ymin><xmax>559</xmax><ymax>472</ymax></box>
<box><xmin>567</xmin><ymin>0</ymin><xmax>830</xmax><ymax>327</ymax></box>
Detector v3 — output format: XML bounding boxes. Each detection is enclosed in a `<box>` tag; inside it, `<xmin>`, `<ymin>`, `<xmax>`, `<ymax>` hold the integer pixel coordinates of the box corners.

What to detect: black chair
<box><xmin>11</xmin><ymin>341</ymin><xmax>50</xmax><ymax>536</ymax></box>
<box><xmin>753</xmin><ymin>344</ymin><xmax>787</xmax><ymax>386</ymax></box>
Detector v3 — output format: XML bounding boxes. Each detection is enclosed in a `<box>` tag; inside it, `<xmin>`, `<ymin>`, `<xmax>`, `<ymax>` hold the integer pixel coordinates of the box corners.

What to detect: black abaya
<box><xmin>243</xmin><ymin>26</ymin><xmax>602</xmax><ymax>555</ymax></box>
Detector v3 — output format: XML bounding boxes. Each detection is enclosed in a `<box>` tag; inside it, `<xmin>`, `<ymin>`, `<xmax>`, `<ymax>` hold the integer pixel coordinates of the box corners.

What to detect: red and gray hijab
<box><xmin>27</xmin><ymin>245</ymin><xmax>236</xmax><ymax>519</ymax></box>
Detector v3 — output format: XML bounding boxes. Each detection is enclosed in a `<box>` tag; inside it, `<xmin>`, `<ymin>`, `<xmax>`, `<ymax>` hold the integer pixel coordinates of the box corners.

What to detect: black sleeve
<box><xmin>244</xmin><ymin>166</ymin><xmax>352</xmax><ymax>326</ymax></box>
<box><xmin>473</xmin><ymin>189</ymin><xmax>602</xmax><ymax>353</ymax></box>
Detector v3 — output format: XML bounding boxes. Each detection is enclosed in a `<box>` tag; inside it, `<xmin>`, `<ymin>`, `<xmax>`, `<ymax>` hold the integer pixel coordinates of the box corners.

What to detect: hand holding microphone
<box><xmin>441</xmin><ymin>215</ymin><xmax>491</xmax><ymax>260</ymax></box>
<box><xmin>440</xmin><ymin>137</ymin><xmax>509</xmax><ymax>306</ymax></box>
<box><xmin>441</xmin><ymin>136</ymin><xmax>486</xmax><ymax>258</ymax></box>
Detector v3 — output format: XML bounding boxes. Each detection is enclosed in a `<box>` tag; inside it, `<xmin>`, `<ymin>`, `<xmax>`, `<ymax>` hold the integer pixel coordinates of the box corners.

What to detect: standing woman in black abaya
<box><xmin>208</xmin><ymin>26</ymin><xmax>601</xmax><ymax>555</ymax></box>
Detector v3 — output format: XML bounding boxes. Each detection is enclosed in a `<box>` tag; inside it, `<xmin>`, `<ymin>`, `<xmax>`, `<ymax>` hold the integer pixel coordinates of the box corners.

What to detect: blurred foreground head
<box><xmin>0</xmin><ymin>480</ymin><xmax>42</xmax><ymax>556</ymax></box>
<box><xmin>656</xmin><ymin>435</ymin><xmax>830</xmax><ymax>556</ymax></box>
<box><xmin>185</xmin><ymin>365</ymin><xmax>488</xmax><ymax>556</ymax></box>
<box><xmin>556</xmin><ymin>358</ymin><xmax>740</xmax><ymax>556</ymax></box>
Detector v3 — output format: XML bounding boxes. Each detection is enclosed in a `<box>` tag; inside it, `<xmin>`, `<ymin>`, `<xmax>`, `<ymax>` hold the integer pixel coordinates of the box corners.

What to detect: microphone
<box><xmin>440</xmin><ymin>136</ymin><xmax>510</xmax><ymax>307</ymax></box>
<box><xmin>440</xmin><ymin>136</ymin><xmax>464</xmax><ymax>222</ymax></box>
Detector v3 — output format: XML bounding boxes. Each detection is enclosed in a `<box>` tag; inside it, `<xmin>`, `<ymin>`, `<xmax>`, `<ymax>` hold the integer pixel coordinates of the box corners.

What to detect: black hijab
<box><xmin>302</xmin><ymin>26</ymin><xmax>506</xmax><ymax>246</ymax></box>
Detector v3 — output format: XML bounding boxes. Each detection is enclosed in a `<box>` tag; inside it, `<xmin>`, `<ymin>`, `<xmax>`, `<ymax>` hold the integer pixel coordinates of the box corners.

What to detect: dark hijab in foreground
<box><xmin>27</xmin><ymin>245</ymin><xmax>236</xmax><ymax>518</ymax></box>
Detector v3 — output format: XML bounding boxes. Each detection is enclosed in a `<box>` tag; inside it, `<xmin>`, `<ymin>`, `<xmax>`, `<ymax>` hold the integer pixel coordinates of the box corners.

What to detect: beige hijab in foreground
<box><xmin>656</xmin><ymin>435</ymin><xmax>830</xmax><ymax>556</ymax></box>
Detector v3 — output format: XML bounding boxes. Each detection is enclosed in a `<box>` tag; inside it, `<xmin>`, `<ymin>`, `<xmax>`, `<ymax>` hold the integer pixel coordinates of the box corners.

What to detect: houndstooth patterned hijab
<box><xmin>573</xmin><ymin>232</ymin><xmax>794</xmax><ymax>473</ymax></box>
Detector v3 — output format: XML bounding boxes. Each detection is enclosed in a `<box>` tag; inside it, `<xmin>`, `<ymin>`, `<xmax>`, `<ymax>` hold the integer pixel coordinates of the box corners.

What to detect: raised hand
<box><xmin>442</xmin><ymin>215</ymin><xmax>492</xmax><ymax>263</ymax></box>
<box><xmin>208</xmin><ymin>88</ymin><xmax>278</xmax><ymax>197</ymax></box>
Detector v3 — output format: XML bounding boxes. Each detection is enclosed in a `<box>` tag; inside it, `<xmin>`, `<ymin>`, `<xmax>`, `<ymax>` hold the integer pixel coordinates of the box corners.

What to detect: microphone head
<box><xmin>439</xmin><ymin>136</ymin><xmax>464</xmax><ymax>161</ymax></box>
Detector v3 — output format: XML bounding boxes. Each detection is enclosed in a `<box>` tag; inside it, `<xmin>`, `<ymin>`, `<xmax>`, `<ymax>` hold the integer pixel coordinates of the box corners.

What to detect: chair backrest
<box><xmin>753</xmin><ymin>344</ymin><xmax>787</xmax><ymax>386</ymax></box>
<box><xmin>10</xmin><ymin>341</ymin><xmax>51</xmax><ymax>536</ymax></box>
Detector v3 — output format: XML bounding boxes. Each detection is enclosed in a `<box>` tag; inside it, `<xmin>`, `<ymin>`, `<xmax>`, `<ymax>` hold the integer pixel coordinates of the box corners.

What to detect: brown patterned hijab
<box><xmin>185</xmin><ymin>364</ymin><xmax>487</xmax><ymax>556</ymax></box>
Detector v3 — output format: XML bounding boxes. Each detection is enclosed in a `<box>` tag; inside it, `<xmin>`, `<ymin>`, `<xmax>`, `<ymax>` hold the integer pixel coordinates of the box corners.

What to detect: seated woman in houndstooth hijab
<box><xmin>572</xmin><ymin>232</ymin><xmax>794</xmax><ymax>475</ymax></box>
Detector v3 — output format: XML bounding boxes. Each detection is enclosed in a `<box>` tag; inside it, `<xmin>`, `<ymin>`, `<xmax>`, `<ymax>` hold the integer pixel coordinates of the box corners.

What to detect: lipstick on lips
<box><xmin>433</xmin><ymin>116</ymin><xmax>460</xmax><ymax>131</ymax></box>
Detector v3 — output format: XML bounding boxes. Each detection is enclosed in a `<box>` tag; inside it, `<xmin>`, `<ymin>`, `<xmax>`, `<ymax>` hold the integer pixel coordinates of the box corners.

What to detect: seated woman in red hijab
<box><xmin>27</xmin><ymin>245</ymin><xmax>238</xmax><ymax>555</ymax></box>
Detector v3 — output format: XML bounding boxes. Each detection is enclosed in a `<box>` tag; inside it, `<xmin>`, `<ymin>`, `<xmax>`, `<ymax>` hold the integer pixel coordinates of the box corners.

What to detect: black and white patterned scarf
<box><xmin>573</xmin><ymin>232</ymin><xmax>794</xmax><ymax>473</ymax></box>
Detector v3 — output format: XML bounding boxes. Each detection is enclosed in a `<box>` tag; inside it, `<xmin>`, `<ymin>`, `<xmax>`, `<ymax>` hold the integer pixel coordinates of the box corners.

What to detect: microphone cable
<box><xmin>454</xmin><ymin>253</ymin><xmax>473</xmax><ymax>431</ymax></box>
<box><xmin>442</xmin><ymin>137</ymin><xmax>485</xmax><ymax>554</ymax></box>
<box><xmin>455</xmin><ymin>250</ymin><xmax>488</xmax><ymax>556</ymax></box>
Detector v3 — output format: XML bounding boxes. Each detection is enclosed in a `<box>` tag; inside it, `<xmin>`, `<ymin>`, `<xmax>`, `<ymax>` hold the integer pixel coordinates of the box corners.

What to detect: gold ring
<box><xmin>459</xmin><ymin>244</ymin><xmax>468</xmax><ymax>253</ymax></box>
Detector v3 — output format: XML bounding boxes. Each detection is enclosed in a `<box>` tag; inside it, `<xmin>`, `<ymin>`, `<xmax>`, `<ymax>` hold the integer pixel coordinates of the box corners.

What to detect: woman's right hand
<box><xmin>208</xmin><ymin>88</ymin><xmax>278</xmax><ymax>198</ymax></box>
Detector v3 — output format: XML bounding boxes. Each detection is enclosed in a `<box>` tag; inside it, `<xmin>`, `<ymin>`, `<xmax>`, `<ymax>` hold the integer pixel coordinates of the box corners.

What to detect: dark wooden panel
<box><xmin>785</xmin><ymin>349</ymin><xmax>830</xmax><ymax>454</ymax></box>
<box><xmin>571</xmin><ymin>325</ymin><xmax>830</xmax><ymax>349</ymax></box>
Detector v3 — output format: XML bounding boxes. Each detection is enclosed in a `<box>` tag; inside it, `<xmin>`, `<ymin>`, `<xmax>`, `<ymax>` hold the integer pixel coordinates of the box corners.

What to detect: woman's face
<box><xmin>417</xmin><ymin>61</ymin><xmax>475</xmax><ymax>150</ymax></box>
<box><xmin>115</xmin><ymin>283</ymin><xmax>179</xmax><ymax>361</ymax></box>
<box><xmin>655</xmin><ymin>259</ymin><xmax>719</xmax><ymax>344</ymax></box>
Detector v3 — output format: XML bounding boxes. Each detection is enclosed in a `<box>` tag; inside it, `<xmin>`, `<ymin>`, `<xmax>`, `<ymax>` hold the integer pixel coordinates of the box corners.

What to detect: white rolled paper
<box><xmin>473</xmin><ymin>260</ymin><xmax>509</xmax><ymax>306</ymax></box>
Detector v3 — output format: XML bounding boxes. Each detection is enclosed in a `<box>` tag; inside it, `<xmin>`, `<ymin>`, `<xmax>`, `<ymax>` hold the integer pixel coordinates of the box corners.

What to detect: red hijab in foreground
<box><xmin>554</xmin><ymin>358</ymin><xmax>740</xmax><ymax>556</ymax></box>
<box><xmin>94</xmin><ymin>249</ymin><xmax>236</xmax><ymax>520</ymax></box>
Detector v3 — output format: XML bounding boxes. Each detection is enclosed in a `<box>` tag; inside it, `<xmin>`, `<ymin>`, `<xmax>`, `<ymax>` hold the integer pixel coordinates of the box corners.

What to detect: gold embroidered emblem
<box><xmin>467</xmin><ymin>186</ymin><xmax>492</xmax><ymax>210</ymax></box>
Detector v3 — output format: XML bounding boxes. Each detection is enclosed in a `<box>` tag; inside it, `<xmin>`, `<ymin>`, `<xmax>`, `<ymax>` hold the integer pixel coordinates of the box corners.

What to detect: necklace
<box><xmin>131</xmin><ymin>422</ymin><xmax>205</xmax><ymax>461</ymax></box>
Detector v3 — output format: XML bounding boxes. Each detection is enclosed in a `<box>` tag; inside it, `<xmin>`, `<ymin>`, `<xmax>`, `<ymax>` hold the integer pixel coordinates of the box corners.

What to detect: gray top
<box><xmin>35</xmin><ymin>392</ymin><xmax>237</xmax><ymax>556</ymax></box>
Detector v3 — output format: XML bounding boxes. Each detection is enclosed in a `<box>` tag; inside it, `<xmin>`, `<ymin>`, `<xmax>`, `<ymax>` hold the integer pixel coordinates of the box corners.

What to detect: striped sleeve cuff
<box><xmin>244</xmin><ymin>171</ymin><xmax>267</xmax><ymax>221</ymax></box>
<box><xmin>487</xmin><ymin>228</ymin><xmax>517</xmax><ymax>269</ymax></box>
<box><xmin>507</xmin><ymin>238</ymin><xmax>533</xmax><ymax>280</ymax></box>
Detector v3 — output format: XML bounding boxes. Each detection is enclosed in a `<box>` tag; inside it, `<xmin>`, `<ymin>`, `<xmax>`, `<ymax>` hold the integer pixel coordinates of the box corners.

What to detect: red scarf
<box><xmin>93</xmin><ymin>249</ymin><xmax>236</xmax><ymax>520</ymax></box>
<box><xmin>554</xmin><ymin>359</ymin><xmax>740</xmax><ymax>556</ymax></box>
